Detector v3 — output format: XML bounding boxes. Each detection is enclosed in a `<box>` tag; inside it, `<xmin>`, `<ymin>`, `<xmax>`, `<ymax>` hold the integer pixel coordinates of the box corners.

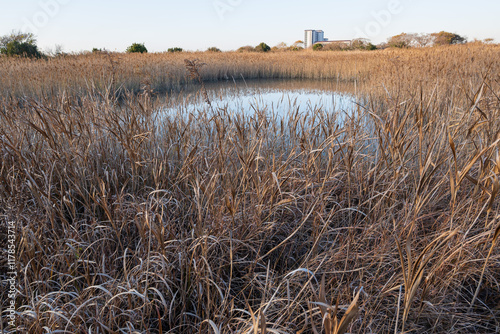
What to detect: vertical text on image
<box><xmin>6</xmin><ymin>221</ymin><xmax>17</xmax><ymax>330</ymax></box>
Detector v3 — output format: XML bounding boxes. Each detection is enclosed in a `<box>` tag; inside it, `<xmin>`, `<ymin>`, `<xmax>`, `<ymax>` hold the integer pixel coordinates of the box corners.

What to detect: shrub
<box><xmin>272</xmin><ymin>42</ymin><xmax>288</xmax><ymax>52</ymax></box>
<box><xmin>207</xmin><ymin>47</ymin><xmax>221</xmax><ymax>52</ymax></box>
<box><xmin>312</xmin><ymin>43</ymin><xmax>324</xmax><ymax>51</ymax></box>
<box><xmin>126</xmin><ymin>43</ymin><xmax>147</xmax><ymax>53</ymax></box>
<box><xmin>351</xmin><ymin>39</ymin><xmax>377</xmax><ymax>51</ymax></box>
<box><xmin>0</xmin><ymin>31</ymin><xmax>43</xmax><ymax>58</ymax></box>
<box><xmin>387</xmin><ymin>33</ymin><xmax>412</xmax><ymax>48</ymax></box>
<box><xmin>322</xmin><ymin>43</ymin><xmax>343</xmax><ymax>51</ymax></box>
<box><xmin>237</xmin><ymin>45</ymin><xmax>255</xmax><ymax>52</ymax></box>
<box><xmin>168</xmin><ymin>47</ymin><xmax>183</xmax><ymax>53</ymax></box>
<box><xmin>255</xmin><ymin>42</ymin><xmax>271</xmax><ymax>52</ymax></box>
<box><xmin>291</xmin><ymin>40</ymin><xmax>304</xmax><ymax>50</ymax></box>
<box><xmin>431</xmin><ymin>31</ymin><xmax>467</xmax><ymax>46</ymax></box>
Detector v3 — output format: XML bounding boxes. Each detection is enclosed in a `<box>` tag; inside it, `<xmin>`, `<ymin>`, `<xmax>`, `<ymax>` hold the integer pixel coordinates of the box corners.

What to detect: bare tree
<box><xmin>414</xmin><ymin>33</ymin><xmax>433</xmax><ymax>47</ymax></box>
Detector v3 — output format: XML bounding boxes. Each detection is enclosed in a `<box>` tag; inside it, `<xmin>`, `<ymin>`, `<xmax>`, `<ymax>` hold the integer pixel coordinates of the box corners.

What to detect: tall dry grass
<box><xmin>0</xmin><ymin>44</ymin><xmax>497</xmax><ymax>98</ymax></box>
<box><xmin>0</xmin><ymin>44</ymin><xmax>500</xmax><ymax>333</ymax></box>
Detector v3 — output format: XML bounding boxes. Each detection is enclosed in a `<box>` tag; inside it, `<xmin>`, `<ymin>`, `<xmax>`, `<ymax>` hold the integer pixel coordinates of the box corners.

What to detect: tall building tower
<box><xmin>304</xmin><ymin>30</ymin><xmax>326</xmax><ymax>48</ymax></box>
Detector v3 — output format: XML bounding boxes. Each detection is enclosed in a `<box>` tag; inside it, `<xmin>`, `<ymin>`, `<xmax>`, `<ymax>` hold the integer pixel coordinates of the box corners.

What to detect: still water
<box><xmin>158</xmin><ymin>79</ymin><xmax>377</xmax><ymax>153</ymax></box>
<box><xmin>164</xmin><ymin>79</ymin><xmax>359</xmax><ymax>117</ymax></box>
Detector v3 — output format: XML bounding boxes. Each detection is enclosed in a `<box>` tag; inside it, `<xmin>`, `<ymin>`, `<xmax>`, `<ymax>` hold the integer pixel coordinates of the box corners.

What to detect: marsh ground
<box><xmin>1</xmin><ymin>45</ymin><xmax>500</xmax><ymax>333</ymax></box>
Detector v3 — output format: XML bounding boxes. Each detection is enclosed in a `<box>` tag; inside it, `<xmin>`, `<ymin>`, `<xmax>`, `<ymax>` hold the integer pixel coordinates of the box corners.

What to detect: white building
<box><xmin>304</xmin><ymin>30</ymin><xmax>327</xmax><ymax>48</ymax></box>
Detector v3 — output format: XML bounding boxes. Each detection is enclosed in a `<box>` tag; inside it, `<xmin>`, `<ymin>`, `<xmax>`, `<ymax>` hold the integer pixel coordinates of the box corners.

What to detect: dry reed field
<box><xmin>1</xmin><ymin>44</ymin><xmax>500</xmax><ymax>333</ymax></box>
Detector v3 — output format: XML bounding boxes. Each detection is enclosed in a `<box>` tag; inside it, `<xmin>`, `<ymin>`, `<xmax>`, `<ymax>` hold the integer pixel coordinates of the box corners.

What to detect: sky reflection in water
<box><xmin>164</xmin><ymin>79</ymin><xmax>358</xmax><ymax>117</ymax></box>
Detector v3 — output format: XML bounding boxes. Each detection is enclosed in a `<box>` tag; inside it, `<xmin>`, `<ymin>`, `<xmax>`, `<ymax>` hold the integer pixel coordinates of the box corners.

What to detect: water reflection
<box><xmin>163</xmin><ymin>79</ymin><xmax>359</xmax><ymax>116</ymax></box>
<box><xmin>156</xmin><ymin>79</ymin><xmax>378</xmax><ymax>154</ymax></box>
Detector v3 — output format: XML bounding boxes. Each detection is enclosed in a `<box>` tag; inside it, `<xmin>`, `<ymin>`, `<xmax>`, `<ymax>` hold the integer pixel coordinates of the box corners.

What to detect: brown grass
<box><xmin>0</xmin><ymin>44</ymin><xmax>496</xmax><ymax>98</ymax></box>
<box><xmin>1</xmin><ymin>44</ymin><xmax>500</xmax><ymax>333</ymax></box>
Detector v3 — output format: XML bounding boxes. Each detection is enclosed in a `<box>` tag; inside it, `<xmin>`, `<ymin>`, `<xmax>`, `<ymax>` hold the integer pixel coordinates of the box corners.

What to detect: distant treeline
<box><xmin>1</xmin><ymin>30</ymin><xmax>496</xmax><ymax>58</ymax></box>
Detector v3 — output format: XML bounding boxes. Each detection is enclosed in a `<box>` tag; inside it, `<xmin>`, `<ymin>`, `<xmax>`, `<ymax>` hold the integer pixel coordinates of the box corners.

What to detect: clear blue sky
<box><xmin>1</xmin><ymin>0</ymin><xmax>498</xmax><ymax>52</ymax></box>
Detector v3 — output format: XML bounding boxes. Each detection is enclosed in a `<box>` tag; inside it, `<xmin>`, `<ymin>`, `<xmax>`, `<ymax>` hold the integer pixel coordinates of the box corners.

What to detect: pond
<box><xmin>163</xmin><ymin>79</ymin><xmax>360</xmax><ymax>118</ymax></box>
<box><xmin>156</xmin><ymin>79</ymin><xmax>377</xmax><ymax>157</ymax></box>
